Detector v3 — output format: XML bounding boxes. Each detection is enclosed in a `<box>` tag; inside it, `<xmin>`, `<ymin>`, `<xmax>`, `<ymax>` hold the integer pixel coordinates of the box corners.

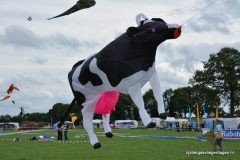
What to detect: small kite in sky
<box><xmin>7</xmin><ymin>84</ymin><xmax>20</xmax><ymax>94</ymax></box>
<box><xmin>27</xmin><ymin>16</ymin><xmax>32</xmax><ymax>21</ymax></box>
<box><xmin>47</xmin><ymin>0</ymin><xmax>96</xmax><ymax>20</ymax></box>
<box><xmin>0</xmin><ymin>95</ymin><xmax>10</xmax><ymax>101</ymax></box>
<box><xmin>20</xmin><ymin>107</ymin><xmax>26</xmax><ymax>116</ymax></box>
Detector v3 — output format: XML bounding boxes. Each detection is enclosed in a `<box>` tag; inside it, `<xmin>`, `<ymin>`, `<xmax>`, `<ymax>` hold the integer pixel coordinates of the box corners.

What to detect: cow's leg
<box><xmin>149</xmin><ymin>71</ymin><xmax>166</xmax><ymax>119</ymax></box>
<box><xmin>102</xmin><ymin>114</ymin><xmax>113</xmax><ymax>138</ymax></box>
<box><xmin>128</xmin><ymin>83</ymin><xmax>155</xmax><ymax>128</ymax></box>
<box><xmin>81</xmin><ymin>98</ymin><xmax>101</xmax><ymax>149</ymax></box>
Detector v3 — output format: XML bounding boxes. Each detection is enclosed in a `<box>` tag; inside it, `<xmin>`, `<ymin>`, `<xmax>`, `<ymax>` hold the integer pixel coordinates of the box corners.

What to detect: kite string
<box><xmin>180</xmin><ymin>0</ymin><xmax>216</xmax><ymax>26</ymax></box>
<box><xmin>181</xmin><ymin>0</ymin><xmax>216</xmax><ymax>26</ymax></box>
<box><xmin>167</xmin><ymin>0</ymin><xmax>207</xmax><ymax>22</ymax></box>
<box><xmin>132</xmin><ymin>0</ymin><xmax>213</xmax><ymax>38</ymax></box>
<box><xmin>156</xmin><ymin>0</ymin><xmax>205</xmax><ymax>18</ymax></box>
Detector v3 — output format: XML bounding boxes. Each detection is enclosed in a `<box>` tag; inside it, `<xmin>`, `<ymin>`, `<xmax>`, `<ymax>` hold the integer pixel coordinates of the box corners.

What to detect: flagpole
<box><xmin>215</xmin><ymin>96</ymin><xmax>220</xmax><ymax>121</ymax></box>
<box><xmin>196</xmin><ymin>102</ymin><xmax>200</xmax><ymax>130</ymax></box>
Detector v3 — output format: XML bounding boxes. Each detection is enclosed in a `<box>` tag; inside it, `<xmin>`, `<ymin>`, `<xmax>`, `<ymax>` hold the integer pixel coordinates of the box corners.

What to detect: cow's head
<box><xmin>127</xmin><ymin>14</ymin><xmax>181</xmax><ymax>46</ymax></box>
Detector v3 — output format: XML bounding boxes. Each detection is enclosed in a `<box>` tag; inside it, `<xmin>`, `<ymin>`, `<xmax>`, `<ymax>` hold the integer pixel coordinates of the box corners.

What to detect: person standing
<box><xmin>213</xmin><ymin>120</ymin><xmax>223</xmax><ymax>151</ymax></box>
<box><xmin>64</xmin><ymin>123</ymin><xmax>69</xmax><ymax>141</ymax></box>
<box><xmin>54</xmin><ymin>122</ymin><xmax>63</xmax><ymax>140</ymax></box>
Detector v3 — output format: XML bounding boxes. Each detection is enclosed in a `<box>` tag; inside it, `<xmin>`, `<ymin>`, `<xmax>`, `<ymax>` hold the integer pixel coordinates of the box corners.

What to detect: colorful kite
<box><xmin>7</xmin><ymin>84</ymin><xmax>20</xmax><ymax>94</ymax></box>
<box><xmin>65</xmin><ymin>13</ymin><xmax>182</xmax><ymax>149</ymax></box>
<box><xmin>47</xmin><ymin>0</ymin><xmax>96</xmax><ymax>20</ymax></box>
<box><xmin>71</xmin><ymin>114</ymin><xmax>78</xmax><ymax>123</ymax></box>
<box><xmin>0</xmin><ymin>95</ymin><xmax>10</xmax><ymax>101</ymax></box>
<box><xmin>20</xmin><ymin>107</ymin><xmax>25</xmax><ymax>117</ymax></box>
<box><xmin>27</xmin><ymin>16</ymin><xmax>32</xmax><ymax>21</ymax></box>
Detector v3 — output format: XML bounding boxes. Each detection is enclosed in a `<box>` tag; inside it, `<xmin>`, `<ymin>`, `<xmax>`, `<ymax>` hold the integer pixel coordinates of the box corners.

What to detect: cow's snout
<box><xmin>173</xmin><ymin>26</ymin><xmax>181</xmax><ymax>39</ymax></box>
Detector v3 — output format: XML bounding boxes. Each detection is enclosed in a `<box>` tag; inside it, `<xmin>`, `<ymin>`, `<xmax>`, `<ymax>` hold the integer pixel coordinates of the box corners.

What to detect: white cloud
<box><xmin>29</xmin><ymin>56</ymin><xmax>48</xmax><ymax>64</ymax></box>
<box><xmin>0</xmin><ymin>25</ymin><xmax>84</xmax><ymax>49</ymax></box>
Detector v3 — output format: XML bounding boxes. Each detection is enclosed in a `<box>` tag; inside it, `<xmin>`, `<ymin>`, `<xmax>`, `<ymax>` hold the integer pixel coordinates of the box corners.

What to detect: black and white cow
<box><xmin>68</xmin><ymin>13</ymin><xmax>181</xmax><ymax>149</ymax></box>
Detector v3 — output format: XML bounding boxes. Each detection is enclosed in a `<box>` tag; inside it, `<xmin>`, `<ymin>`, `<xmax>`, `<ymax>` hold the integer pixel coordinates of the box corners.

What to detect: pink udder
<box><xmin>95</xmin><ymin>91</ymin><xmax>120</xmax><ymax>117</ymax></box>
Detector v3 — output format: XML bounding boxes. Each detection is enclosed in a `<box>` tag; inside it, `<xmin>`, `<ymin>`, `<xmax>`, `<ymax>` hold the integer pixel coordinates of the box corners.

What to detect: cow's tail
<box><xmin>58</xmin><ymin>98</ymin><xmax>76</xmax><ymax>128</ymax></box>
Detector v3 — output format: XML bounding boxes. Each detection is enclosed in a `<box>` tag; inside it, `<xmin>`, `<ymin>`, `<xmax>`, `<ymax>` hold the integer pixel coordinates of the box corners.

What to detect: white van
<box><xmin>0</xmin><ymin>122</ymin><xmax>19</xmax><ymax>130</ymax></box>
<box><xmin>115</xmin><ymin>120</ymin><xmax>138</xmax><ymax>129</ymax></box>
<box><xmin>93</xmin><ymin>119</ymin><xmax>103</xmax><ymax>128</ymax></box>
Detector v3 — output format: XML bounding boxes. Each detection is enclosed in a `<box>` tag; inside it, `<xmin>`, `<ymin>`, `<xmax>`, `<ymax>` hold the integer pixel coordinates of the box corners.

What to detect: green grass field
<box><xmin>0</xmin><ymin>128</ymin><xmax>239</xmax><ymax>160</ymax></box>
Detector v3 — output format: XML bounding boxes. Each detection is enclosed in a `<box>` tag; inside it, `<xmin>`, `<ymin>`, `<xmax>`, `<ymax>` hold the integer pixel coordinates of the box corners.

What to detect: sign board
<box><xmin>222</xmin><ymin>130</ymin><xmax>240</xmax><ymax>140</ymax></box>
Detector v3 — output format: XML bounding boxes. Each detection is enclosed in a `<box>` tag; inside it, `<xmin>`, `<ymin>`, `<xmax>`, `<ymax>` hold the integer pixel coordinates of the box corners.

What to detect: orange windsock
<box><xmin>0</xmin><ymin>95</ymin><xmax>10</xmax><ymax>101</ymax></box>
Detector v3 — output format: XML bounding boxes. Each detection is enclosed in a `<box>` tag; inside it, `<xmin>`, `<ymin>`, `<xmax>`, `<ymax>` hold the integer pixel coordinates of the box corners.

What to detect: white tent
<box><xmin>219</xmin><ymin>118</ymin><xmax>240</xmax><ymax>129</ymax></box>
<box><xmin>203</xmin><ymin>118</ymin><xmax>240</xmax><ymax>129</ymax></box>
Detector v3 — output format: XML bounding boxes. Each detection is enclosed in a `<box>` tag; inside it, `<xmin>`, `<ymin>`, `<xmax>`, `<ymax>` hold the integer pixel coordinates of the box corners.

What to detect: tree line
<box><xmin>1</xmin><ymin>47</ymin><xmax>239</xmax><ymax>124</ymax></box>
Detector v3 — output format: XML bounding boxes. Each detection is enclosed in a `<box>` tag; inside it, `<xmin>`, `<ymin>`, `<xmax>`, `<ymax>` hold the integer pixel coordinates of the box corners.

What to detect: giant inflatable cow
<box><xmin>68</xmin><ymin>13</ymin><xmax>181</xmax><ymax>149</ymax></box>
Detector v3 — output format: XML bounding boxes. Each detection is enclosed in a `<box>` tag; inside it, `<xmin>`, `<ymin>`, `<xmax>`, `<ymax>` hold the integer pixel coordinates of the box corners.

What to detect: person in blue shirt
<box><xmin>213</xmin><ymin>119</ymin><xmax>223</xmax><ymax>151</ymax></box>
<box><xmin>53</xmin><ymin>122</ymin><xmax>63</xmax><ymax>140</ymax></box>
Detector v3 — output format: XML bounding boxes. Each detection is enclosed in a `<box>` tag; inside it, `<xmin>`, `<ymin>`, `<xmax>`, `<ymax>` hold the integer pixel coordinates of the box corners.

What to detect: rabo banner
<box><xmin>222</xmin><ymin>130</ymin><xmax>240</xmax><ymax>140</ymax></box>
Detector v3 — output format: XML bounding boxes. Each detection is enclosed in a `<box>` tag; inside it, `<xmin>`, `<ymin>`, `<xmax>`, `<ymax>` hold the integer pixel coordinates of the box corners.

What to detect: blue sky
<box><xmin>0</xmin><ymin>0</ymin><xmax>240</xmax><ymax>115</ymax></box>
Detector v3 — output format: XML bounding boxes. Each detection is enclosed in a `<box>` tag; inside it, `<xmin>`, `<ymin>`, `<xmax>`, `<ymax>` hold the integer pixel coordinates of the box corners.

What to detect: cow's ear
<box><xmin>126</xmin><ymin>27</ymin><xmax>140</xmax><ymax>37</ymax></box>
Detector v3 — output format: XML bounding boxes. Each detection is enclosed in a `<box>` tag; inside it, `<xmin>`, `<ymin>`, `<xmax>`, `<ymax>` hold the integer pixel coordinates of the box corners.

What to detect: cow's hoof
<box><xmin>159</xmin><ymin>113</ymin><xmax>167</xmax><ymax>119</ymax></box>
<box><xmin>105</xmin><ymin>132</ymin><xmax>113</xmax><ymax>138</ymax></box>
<box><xmin>93</xmin><ymin>142</ymin><xmax>101</xmax><ymax>149</ymax></box>
<box><xmin>146</xmin><ymin>122</ymin><xmax>156</xmax><ymax>128</ymax></box>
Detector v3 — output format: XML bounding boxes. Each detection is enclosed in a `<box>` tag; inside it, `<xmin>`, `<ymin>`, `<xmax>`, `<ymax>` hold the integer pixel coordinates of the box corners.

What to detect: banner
<box><xmin>222</xmin><ymin>130</ymin><xmax>240</xmax><ymax>140</ymax></box>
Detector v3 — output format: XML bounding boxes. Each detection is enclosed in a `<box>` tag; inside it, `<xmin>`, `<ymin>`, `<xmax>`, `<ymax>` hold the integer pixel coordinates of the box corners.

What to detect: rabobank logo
<box><xmin>222</xmin><ymin>130</ymin><xmax>240</xmax><ymax>139</ymax></box>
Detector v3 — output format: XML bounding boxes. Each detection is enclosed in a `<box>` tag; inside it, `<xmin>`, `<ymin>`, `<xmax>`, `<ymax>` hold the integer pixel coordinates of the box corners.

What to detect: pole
<box><xmin>215</xmin><ymin>96</ymin><xmax>220</xmax><ymax>121</ymax></box>
<box><xmin>196</xmin><ymin>102</ymin><xmax>200</xmax><ymax>129</ymax></box>
<box><xmin>50</xmin><ymin>117</ymin><xmax>53</xmax><ymax>128</ymax></box>
<box><xmin>188</xmin><ymin>106</ymin><xmax>192</xmax><ymax>128</ymax></box>
<box><xmin>216</xmin><ymin>105</ymin><xmax>219</xmax><ymax>121</ymax></box>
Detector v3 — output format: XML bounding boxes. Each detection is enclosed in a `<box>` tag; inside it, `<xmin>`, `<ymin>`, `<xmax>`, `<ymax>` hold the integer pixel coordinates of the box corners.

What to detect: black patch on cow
<box><xmin>72</xmin><ymin>59</ymin><xmax>85</xmax><ymax>70</ymax></box>
<box><xmin>95</xmin><ymin>33</ymin><xmax>157</xmax><ymax>87</ymax></box>
<box><xmin>93</xmin><ymin>21</ymin><xmax>175</xmax><ymax>87</ymax></box>
<box><xmin>68</xmin><ymin>60</ymin><xmax>86</xmax><ymax>105</ymax></box>
<box><xmin>73</xmin><ymin>90</ymin><xmax>86</xmax><ymax>106</ymax></box>
<box><xmin>151</xmin><ymin>18</ymin><xmax>166</xmax><ymax>23</ymax></box>
<box><xmin>78</xmin><ymin>56</ymin><xmax>103</xmax><ymax>86</ymax></box>
<box><xmin>69</xmin><ymin>20</ymin><xmax>177</xmax><ymax>88</ymax></box>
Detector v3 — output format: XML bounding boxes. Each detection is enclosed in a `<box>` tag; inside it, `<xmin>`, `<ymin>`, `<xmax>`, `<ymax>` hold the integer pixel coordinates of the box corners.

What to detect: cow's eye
<box><xmin>151</xmin><ymin>28</ymin><xmax>156</xmax><ymax>33</ymax></box>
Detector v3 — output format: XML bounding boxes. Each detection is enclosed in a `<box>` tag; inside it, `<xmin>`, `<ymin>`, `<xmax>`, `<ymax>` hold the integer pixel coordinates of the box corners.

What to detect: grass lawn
<box><xmin>0</xmin><ymin>128</ymin><xmax>239</xmax><ymax>160</ymax></box>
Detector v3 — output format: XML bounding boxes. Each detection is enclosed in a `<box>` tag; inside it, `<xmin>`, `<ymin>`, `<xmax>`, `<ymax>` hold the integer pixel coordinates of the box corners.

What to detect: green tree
<box><xmin>190</xmin><ymin>47</ymin><xmax>240</xmax><ymax>117</ymax></box>
<box><xmin>47</xmin><ymin>103</ymin><xmax>70</xmax><ymax>123</ymax></box>
<box><xmin>143</xmin><ymin>89</ymin><xmax>158</xmax><ymax>117</ymax></box>
<box><xmin>163</xmin><ymin>87</ymin><xmax>194</xmax><ymax>117</ymax></box>
<box><xmin>111</xmin><ymin>94</ymin><xmax>139</xmax><ymax>122</ymax></box>
<box><xmin>0</xmin><ymin>115</ymin><xmax>12</xmax><ymax>122</ymax></box>
<box><xmin>163</xmin><ymin>86</ymin><xmax>222</xmax><ymax>118</ymax></box>
<box><xmin>24</xmin><ymin>113</ymin><xmax>48</xmax><ymax>122</ymax></box>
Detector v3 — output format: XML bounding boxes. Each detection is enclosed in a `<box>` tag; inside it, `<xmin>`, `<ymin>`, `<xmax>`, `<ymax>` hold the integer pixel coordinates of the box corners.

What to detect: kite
<box><xmin>12</xmin><ymin>100</ymin><xmax>15</xmax><ymax>104</ymax></box>
<box><xmin>0</xmin><ymin>95</ymin><xmax>10</xmax><ymax>101</ymax></box>
<box><xmin>7</xmin><ymin>84</ymin><xmax>20</xmax><ymax>94</ymax></box>
<box><xmin>19</xmin><ymin>107</ymin><xmax>25</xmax><ymax>117</ymax></box>
<box><xmin>70</xmin><ymin>114</ymin><xmax>78</xmax><ymax>123</ymax></box>
<box><xmin>47</xmin><ymin>0</ymin><xmax>96</xmax><ymax>20</ymax></box>
<box><xmin>63</xmin><ymin>13</ymin><xmax>182</xmax><ymax>149</ymax></box>
<box><xmin>27</xmin><ymin>16</ymin><xmax>32</xmax><ymax>21</ymax></box>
